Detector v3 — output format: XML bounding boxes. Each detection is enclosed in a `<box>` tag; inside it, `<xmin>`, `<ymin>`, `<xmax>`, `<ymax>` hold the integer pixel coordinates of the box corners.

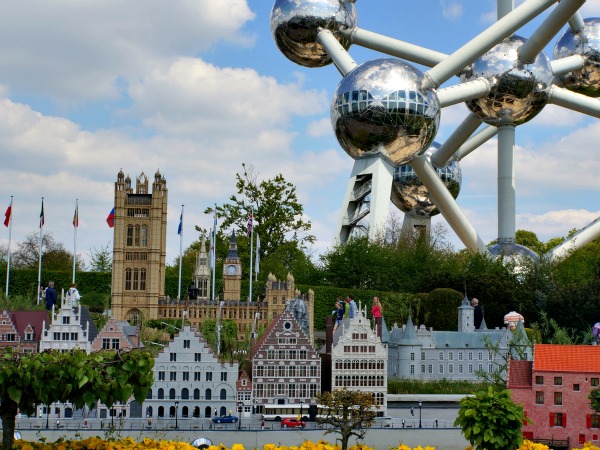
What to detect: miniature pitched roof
<box><xmin>534</xmin><ymin>343</ymin><xmax>600</xmax><ymax>373</ymax></box>
<box><xmin>9</xmin><ymin>311</ymin><xmax>49</xmax><ymax>341</ymax></box>
<box><xmin>507</xmin><ymin>359</ymin><xmax>533</xmax><ymax>388</ymax></box>
<box><xmin>399</xmin><ymin>316</ymin><xmax>421</xmax><ymax>346</ymax></box>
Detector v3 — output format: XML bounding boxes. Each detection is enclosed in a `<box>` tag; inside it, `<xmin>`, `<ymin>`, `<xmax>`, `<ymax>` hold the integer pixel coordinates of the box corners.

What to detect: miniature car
<box><xmin>281</xmin><ymin>417</ymin><xmax>306</xmax><ymax>428</ymax></box>
<box><xmin>211</xmin><ymin>415</ymin><xmax>239</xmax><ymax>424</ymax></box>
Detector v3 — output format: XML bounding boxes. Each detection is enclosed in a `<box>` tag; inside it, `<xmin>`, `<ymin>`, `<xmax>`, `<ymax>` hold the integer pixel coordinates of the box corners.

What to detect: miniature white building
<box><xmin>39</xmin><ymin>301</ymin><xmax>98</xmax><ymax>352</ymax></box>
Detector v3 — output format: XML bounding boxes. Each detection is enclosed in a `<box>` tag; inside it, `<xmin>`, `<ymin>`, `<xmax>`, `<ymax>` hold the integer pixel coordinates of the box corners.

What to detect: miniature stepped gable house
<box><xmin>39</xmin><ymin>300</ymin><xmax>99</xmax><ymax>352</ymax></box>
<box><xmin>160</xmin><ymin>229</ymin><xmax>315</xmax><ymax>343</ymax></box>
<box><xmin>111</xmin><ymin>169</ymin><xmax>168</xmax><ymax>324</ymax></box>
<box><xmin>387</xmin><ymin>294</ymin><xmax>532</xmax><ymax>381</ymax></box>
<box><xmin>509</xmin><ymin>344</ymin><xmax>600</xmax><ymax>448</ymax></box>
<box><xmin>331</xmin><ymin>306</ymin><xmax>388</xmax><ymax>416</ymax></box>
<box><xmin>251</xmin><ymin>306</ymin><xmax>321</xmax><ymax>414</ymax></box>
<box><xmin>90</xmin><ymin>318</ymin><xmax>143</xmax><ymax>351</ymax></box>
<box><xmin>0</xmin><ymin>310</ymin><xmax>48</xmax><ymax>353</ymax></box>
<box><xmin>143</xmin><ymin>325</ymin><xmax>239</xmax><ymax>420</ymax></box>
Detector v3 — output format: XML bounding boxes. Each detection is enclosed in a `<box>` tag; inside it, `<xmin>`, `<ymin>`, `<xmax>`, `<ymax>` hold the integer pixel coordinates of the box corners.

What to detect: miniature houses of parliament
<box><xmin>110</xmin><ymin>170</ymin><xmax>315</xmax><ymax>342</ymax></box>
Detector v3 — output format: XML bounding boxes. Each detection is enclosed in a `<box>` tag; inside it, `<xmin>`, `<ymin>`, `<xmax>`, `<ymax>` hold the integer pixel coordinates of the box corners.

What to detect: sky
<box><xmin>1</xmin><ymin>0</ymin><xmax>600</xmax><ymax>269</ymax></box>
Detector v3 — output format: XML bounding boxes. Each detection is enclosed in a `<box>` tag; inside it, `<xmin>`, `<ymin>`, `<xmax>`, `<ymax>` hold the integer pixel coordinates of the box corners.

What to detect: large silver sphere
<box><xmin>461</xmin><ymin>35</ymin><xmax>553</xmax><ymax>126</ymax></box>
<box><xmin>554</xmin><ymin>18</ymin><xmax>600</xmax><ymax>97</ymax></box>
<box><xmin>488</xmin><ymin>243</ymin><xmax>538</xmax><ymax>276</ymax></box>
<box><xmin>270</xmin><ymin>0</ymin><xmax>357</xmax><ymax>68</ymax></box>
<box><xmin>391</xmin><ymin>142</ymin><xmax>462</xmax><ymax>217</ymax></box>
<box><xmin>331</xmin><ymin>58</ymin><xmax>440</xmax><ymax>165</ymax></box>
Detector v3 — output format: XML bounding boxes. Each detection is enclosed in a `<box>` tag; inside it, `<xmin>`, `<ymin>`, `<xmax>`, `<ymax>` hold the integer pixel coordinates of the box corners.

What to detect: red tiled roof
<box><xmin>534</xmin><ymin>343</ymin><xmax>600</xmax><ymax>372</ymax></box>
<box><xmin>9</xmin><ymin>311</ymin><xmax>49</xmax><ymax>341</ymax></box>
<box><xmin>507</xmin><ymin>359</ymin><xmax>533</xmax><ymax>388</ymax></box>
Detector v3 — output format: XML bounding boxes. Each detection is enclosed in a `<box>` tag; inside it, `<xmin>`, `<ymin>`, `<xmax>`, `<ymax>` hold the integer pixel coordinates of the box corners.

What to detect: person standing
<box><xmin>67</xmin><ymin>283</ymin><xmax>81</xmax><ymax>306</ymax></box>
<box><xmin>348</xmin><ymin>296</ymin><xmax>357</xmax><ymax>319</ymax></box>
<box><xmin>472</xmin><ymin>298</ymin><xmax>484</xmax><ymax>329</ymax></box>
<box><xmin>333</xmin><ymin>301</ymin><xmax>344</xmax><ymax>331</ymax></box>
<box><xmin>371</xmin><ymin>297</ymin><xmax>383</xmax><ymax>338</ymax></box>
<box><xmin>45</xmin><ymin>282</ymin><xmax>57</xmax><ymax>311</ymax></box>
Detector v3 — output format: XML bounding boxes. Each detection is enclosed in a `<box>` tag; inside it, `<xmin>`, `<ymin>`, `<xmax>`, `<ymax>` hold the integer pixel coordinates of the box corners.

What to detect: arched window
<box><xmin>193</xmin><ymin>407</ymin><xmax>200</xmax><ymax>418</ymax></box>
<box><xmin>181</xmin><ymin>388</ymin><xmax>189</xmax><ymax>400</ymax></box>
<box><xmin>141</xmin><ymin>225</ymin><xmax>148</xmax><ymax>247</ymax></box>
<box><xmin>140</xmin><ymin>269</ymin><xmax>147</xmax><ymax>291</ymax></box>
<box><xmin>158</xmin><ymin>389</ymin><xmax>164</xmax><ymax>400</ymax></box>
<box><xmin>220</xmin><ymin>389</ymin><xmax>226</xmax><ymax>400</ymax></box>
<box><xmin>126</xmin><ymin>309</ymin><xmax>141</xmax><ymax>326</ymax></box>
<box><xmin>205</xmin><ymin>389</ymin><xmax>211</xmax><ymax>400</ymax></box>
<box><xmin>169</xmin><ymin>388</ymin><xmax>176</xmax><ymax>400</ymax></box>
<box><xmin>134</xmin><ymin>225</ymin><xmax>140</xmax><ymax>246</ymax></box>
<box><xmin>220</xmin><ymin>406</ymin><xmax>227</xmax><ymax>417</ymax></box>
<box><xmin>182</xmin><ymin>406</ymin><xmax>189</xmax><ymax>418</ymax></box>
<box><xmin>127</xmin><ymin>225</ymin><xmax>133</xmax><ymax>247</ymax></box>
<box><xmin>204</xmin><ymin>406</ymin><xmax>211</xmax><ymax>418</ymax></box>
<box><xmin>158</xmin><ymin>406</ymin><xmax>164</xmax><ymax>418</ymax></box>
<box><xmin>146</xmin><ymin>389</ymin><xmax>152</xmax><ymax>399</ymax></box>
<box><xmin>146</xmin><ymin>406</ymin><xmax>153</xmax><ymax>417</ymax></box>
<box><xmin>169</xmin><ymin>406</ymin><xmax>175</xmax><ymax>418</ymax></box>
<box><xmin>133</xmin><ymin>269</ymin><xmax>139</xmax><ymax>290</ymax></box>
<box><xmin>194</xmin><ymin>389</ymin><xmax>200</xmax><ymax>400</ymax></box>
<box><xmin>125</xmin><ymin>269</ymin><xmax>132</xmax><ymax>290</ymax></box>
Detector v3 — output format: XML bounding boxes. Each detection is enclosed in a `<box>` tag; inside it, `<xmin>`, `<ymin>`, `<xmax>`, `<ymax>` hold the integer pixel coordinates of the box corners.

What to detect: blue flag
<box><xmin>177</xmin><ymin>210</ymin><xmax>183</xmax><ymax>235</ymax></box>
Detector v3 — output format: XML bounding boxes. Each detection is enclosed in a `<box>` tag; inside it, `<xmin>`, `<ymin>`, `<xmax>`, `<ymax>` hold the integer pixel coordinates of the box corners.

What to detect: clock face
<box><xmin>227</xmin><ymin>265</ymin><xmax>237</xmax><ymax>275</ymax></box>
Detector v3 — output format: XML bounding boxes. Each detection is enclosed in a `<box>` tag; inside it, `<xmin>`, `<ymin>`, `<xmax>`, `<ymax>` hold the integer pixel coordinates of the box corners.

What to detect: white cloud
<box><xmin>440</xmin><ymin>0</ymin><xmax>464</xmax><ymax>19</ymax></box>
<box><xmin>518</xmin><ymin>209</ymin><xmax>600</xmax><ymax>241</ymax></box>
<box><xmin>306</xmin><ymin>118</ymin><xmax>333</xmax><ymax>138</ymax></box>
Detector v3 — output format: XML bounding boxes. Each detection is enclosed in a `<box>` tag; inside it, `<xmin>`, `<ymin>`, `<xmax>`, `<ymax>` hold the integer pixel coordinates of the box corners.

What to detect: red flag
<box><xmin>106</xmin><ymin>207</ymin><xmax>115</xmax><ymax>228</ymax></box>
<box><xmin>73</xmin><ymin>204</ymin><xmax>79</xmax><ymax>228</ymax></box>
<box><xmin>4</xmin><ymin>202</ymin><xmax>11</xmax><ymax>228</ymax></box>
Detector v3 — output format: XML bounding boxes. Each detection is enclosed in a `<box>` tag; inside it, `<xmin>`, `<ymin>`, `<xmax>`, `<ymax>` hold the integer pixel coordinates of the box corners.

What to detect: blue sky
<box><xmin>1</xmin><ymin>0</ymin><xmax>600</xmax><ymax>268</ymax></box>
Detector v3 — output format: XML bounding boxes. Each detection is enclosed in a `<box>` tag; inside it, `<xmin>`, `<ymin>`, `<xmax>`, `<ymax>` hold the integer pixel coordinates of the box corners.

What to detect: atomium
<box><xmin>331</xmin><ymin>58</ymin><xmax>440</xmax><ymax>165</ymax></box>
<box><xmin>461</xmin><ymin>35</ymin><xmax>553</xmax><ymax>126</ymax></box>
<box><xmin>270</xmin><ymin>0</ymin><xmax>357</xmax><ymax>68</ymax></box>
<box><xmin>487</xmin><ymin>243</ymin><xmax>539</xmax><ymax>277</ymax></box>
<box><xmin>391</xmin><ymin>142</ymin><xmax>461</xmax><ymax>217</ymax></box>
<box><xmin>554</xmin><ymin>17</ymin><xmax>600</xmax><ymax>97</ymax></box>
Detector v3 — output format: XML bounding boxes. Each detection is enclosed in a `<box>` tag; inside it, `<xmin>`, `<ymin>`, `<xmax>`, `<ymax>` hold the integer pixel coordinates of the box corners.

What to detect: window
<box><xmin>439</xmin><ymin>365</ymin><xmax>444</xmax><ymax>374</ymax></box>
<box><xmin>134</xmin><ymin>225</ymin><xmax>140</xmax><ymax>246</ymax></box>
<box><xmin>535</xmin><ymin>376</ymin><xmax>544</xmax><ymax>385</ymax></box>
<box><xmin>62</xmin><ymin>317</ymin><xmax>70</xmax><ymax>324</ymax></box>
<box><xmin>428</xmin><ymin>365</ymin><xmax>432</xmax><ymax>374</ymax></box>
<box><xmin>158</xmin><ymin>372</ymin><xmax>165</xmax><ymax>381</ymax></box>
<box><xmin>140</xmin><ymin>269</ymin><xmax>146</xmax><ymax>291</ymax></box>
<box><xmin>194</xmin><ymin>353</ymin><xmax>201</xmax><ymax>362</ymax></box>
<box><xmin>449</xmin><ymin>364</ymin><xmax>453</xmax><ymax>374</ymax></box>
<box><xmin>588</xmin><ymin>414</ymin><xmax>600</xmax><ymax>429</ymax></box>
<box><xmin>183</xmin><ymin>372</ymin><xmax>189</xmax><ymax>381</ymax></box>
<box><xmin>206</xmin><ymin>372</ymin><xmax>212</xmax><ymax>381</ymax></box>
<box><xmin>221</xmin><ymin>372</ymin><xmax>227</xmax><ymax>381</ymax></box>
<box><xmin>554</xmin><ymin>392</ymin><xmax>562</xmax><ymax>405</ymax></box>
<box><xmin>478</xmin><ymin>352</ymin><xmax>483</xmax><ymax>361</ymax></box>
<box><xmin>194</xmin><ymin>372</ymin><xmax>201</xmax><ymax>381</ymax></box>
<box><xmin>183</xmin><ymin>340</ymin><xmax>190</xmax><ymax>349</ymax></box>
<box><xmin>592</xmin><ymin>378</ymin><xmax>599</xmax><ymax>387</ymax></box>
<box><xmin>170</xmin><ymin>353</ymin><xmax>176</xmax><ymax>362</ymax></box>
<box><xmin>421</xmin><ymin>352</ymin><xmax>425</xmax><ymax>360</ymax></box>
<box><xmin>438</xmin><ymin>352</ymin><xmax>443</xmax><ymax>361</ymax></box>
<box><xmin>170</xmin><ymin>372</ymin><xmax>176</xmax><ymax>381</ymax></box>
<box><xmin>102</xmin><ymin>338</ymin><xmax>111</xmax><ymax>349</ymax></box>
<box><xmin>133</xmin><ymin>269</ymin><xmax>139</xmax><ymax>290</ymax></box>
<box><xmin>141</xmin><ymin>225</ymin><xmax>148</xmax><ymax>247</ymax></box>
<box><xmin>125</xmin><ymin>269</ymin><xmax>132</xmax><ymax>290</ymax></box>
<box><xmin>535</xmin><ymin>391</ymin><xmax>544</xmax><ymax>405</ymax></box>
<box><xmin>127</xmin><ymin>225</ymin><xmax>133</xmax><ymax>246</ymax></box>
<box><xmin>410</xmin><ymin>352</ymin><xmax>415</xmax><ymax>361</ymax></box>
<box><xmin>111</xmin><ymin>338</ymin><xmax>119</xmax><ymax>349</ymax></box>
<box><xmin>551</xmin><ymin>412</ymin><xmax>566</xmax><ymax>427</ymax></box>
<box><xmin>410</xmin><ymin>365</ymin><xmax>415</xmax><ymax>374</ymax></box>
<box><xmin>554</xmin><ymin>376</ymin><xmax>563</xmax><ymax>386</ymax></box>
<box><xmin>421</xmin><ymin>365</ymin><xmax>425</xmax><ymax>374</ymax></box>
<box><xmin>574</xmin><ymin>384</ymin><xmax>580</xmax><ymax>391</ymax></box>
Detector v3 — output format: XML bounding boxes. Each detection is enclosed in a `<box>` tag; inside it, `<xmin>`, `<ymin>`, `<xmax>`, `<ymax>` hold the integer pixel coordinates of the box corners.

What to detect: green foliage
<box><xmin>454</xmin><ymin>386</ymin><xmax>526</xmax><ymax>450</ymax></box>
<box><xmin>589</xmin><ymin>387</ymin><xmax>600</xmax><ymax>414</ymax></box>
<box><xmin>420</xmin><ymin>288</ymin><xmax>463</xmax><ymax>331</ymax></box>
<box><xmin>205</xmin><ymin>163</ymin><xmax>315</xmax><ymax>259</ymax></box>
<box><xmin>0</xmin><ymin>293</ymin><xmax>45</xmax><ymax>312</ymax></box>
<box><xmin>317</xmin><ymin>388</ymin><xmax>377</xmax><ymax>450</ymax></box>
<box><xmin>88</xmin><ymin>243</ymin><xmax>112</xmax><ymax>272</ymax></box>
<box><xmin>388</xmin><ymin>378</ymin><xmax>491</xmax><ymax>395</ymax></box>
<box><xmin>0</xmin><ymin>348</ymin><xmax>154</xmax><ymax>450</ymax></box>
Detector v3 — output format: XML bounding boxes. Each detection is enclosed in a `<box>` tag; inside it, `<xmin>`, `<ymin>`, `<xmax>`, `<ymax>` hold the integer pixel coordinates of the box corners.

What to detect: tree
<box><xmin>316</xmin><ymin>388</ymin><xmax>378</xmax><ymax>450</ymax></box>
<box><xmin>11</xmin><ymin>232</ymin><xmax>83</xmax><ymax>272</ymax></box>
<box><xmin>0</xmin><ymin>348</ymin><xmax>154</xmax><ymax>450</ymax></box>
<box><xmin>589</xmin><ymin>387</ymin><xmax>600</xmax><ymax>414</ymax></box>
<box><xmin>455</xmin><ymin>386</ymin><xmax>527</xmax><ymax>450</ymax></box>
<box><xmin>204</xmin><ymin>164</ymin><xmax>315</xmax><ymax>260</ymax></box>
<box><xmin>89</xmin><ymin>242</ymin><xmax>112</xmax><ymax>272</ymax></box>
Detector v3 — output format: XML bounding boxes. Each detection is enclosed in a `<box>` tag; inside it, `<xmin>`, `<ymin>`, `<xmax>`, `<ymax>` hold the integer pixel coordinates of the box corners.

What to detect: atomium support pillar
<box><xmin>335</xmin><ymin>153</ymin><xmax>394</xmax><ymax>244</ymax></box>
<box><xmin>401</xmin><ymin>212</ymin><xmax>431</xmax><ymax>238</ymax></box>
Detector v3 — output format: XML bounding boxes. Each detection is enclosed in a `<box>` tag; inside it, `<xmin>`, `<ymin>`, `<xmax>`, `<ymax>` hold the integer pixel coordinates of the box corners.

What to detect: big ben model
<box><xmin>223</xmin><ymin>231</ymin><xmax>242</xmax><ymax>301</ymax></box>
<box><xmin>111</xmin><ymin>170</ymin><xmax>167</xmax><ymax>324</ymax></box>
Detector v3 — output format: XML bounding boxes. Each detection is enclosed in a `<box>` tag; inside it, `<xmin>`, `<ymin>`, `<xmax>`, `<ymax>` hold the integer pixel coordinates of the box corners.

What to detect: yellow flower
<box><xmin>232</xmin><ymin>445</ymin><xmax>245</xmax><ymax>450</ymax></box>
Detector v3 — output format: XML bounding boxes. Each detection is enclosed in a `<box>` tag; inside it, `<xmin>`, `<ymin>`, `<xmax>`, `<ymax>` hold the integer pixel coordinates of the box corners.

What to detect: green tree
<box><xmin>589</xmin><ymin>387</ymin><xmax>600</xmax><ymax>414</ymax></box>
<box><xmin>0</xmin><ymin>348</ymin><xmax>154</xmax><ymax>450</ymax></box>
<box><xmin>455</xmin><ymin>386</ymin><xmax>527</xmax><ymax>450</ymax></box>
<box><xmin>316</xmin><ymin>388</ymin><xmax>378</xmax><ymax>450</ymax></box>
<box><xmin>204</xmin><ymin>164</ymin><xmax>315</xmax><ymax>260</ymax></box>
<box><xmin>89</xmin><ymin>243</ymin><xmax>112</xmax><ymax>272</ymax></box>
<box><xmin>11</xmin><ymin>232</ymin><xmax>84</xmax><ymax>272</ymax></box>
<box><xmin>420</xmin><ymin>288</ymin><xmax>463</xmax><ymax>330</ymax></box>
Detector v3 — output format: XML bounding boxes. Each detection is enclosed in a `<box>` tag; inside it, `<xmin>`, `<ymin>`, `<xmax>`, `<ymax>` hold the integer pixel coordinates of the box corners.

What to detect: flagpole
<box><xmin>255</xmin><ymin>234</ymin><xmax>260</xmax><ymax>282</ymax></box>
<box><xmin>248</xmin><ymin>207</ymin><xmax>254</xmax><ymax>302</ymax></box>
<box><xmin>5</xmin><ymin>196</ymin><xmax>13</xmax><ymax>298</ymax></box>
<box><xmin>73</xmin><ymin>199</ymin><xmax>78</xmax><ymax>283</ymax></box>
<box><xmin>37</xmin><ymin>197</ymin><xmax>44</xmax><ymax>305</ymax></box>
<box><xmin>211</xmin><ymin>208</ymin><xmax>217</xmax><ymax>303</ymax></box>
<box><xmin>178</xmin><ymin>205</ymin><xmax>184</xmax><ymax>300</ymax></box>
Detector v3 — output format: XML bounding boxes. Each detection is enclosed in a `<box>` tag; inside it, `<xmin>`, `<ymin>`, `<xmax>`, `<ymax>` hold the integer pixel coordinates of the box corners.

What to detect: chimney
<box><xmin>326</xmin><ymin>315</ymin><xmax>333</xmax><ymax>354</ymax></box>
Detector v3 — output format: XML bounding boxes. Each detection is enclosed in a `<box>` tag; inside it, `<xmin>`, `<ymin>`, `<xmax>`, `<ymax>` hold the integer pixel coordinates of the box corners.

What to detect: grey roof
<box><xmin>381</xmin><ymin>316</ymin><xmax>390</xmax><ymax>344</ymax></box>
<box><xmin>431</xmin><ymin>329</ymin><xmax>504</xmax><ymax>349</ymax></box>
<box><xmin>75</xmin><ymin>306</ymin><xmax>99</xmax><ymax>342</ymax></box>
<box><xmin>398</xmin><ymin>316</ymin><xmax>421</xmax><ymax>346</ymax></box>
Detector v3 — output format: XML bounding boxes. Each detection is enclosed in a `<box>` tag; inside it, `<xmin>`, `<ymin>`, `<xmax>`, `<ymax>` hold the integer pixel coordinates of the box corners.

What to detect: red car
<box><xmin>281</xmin><ymin>418</ymin><xmax>306</xmax><ymax>428</ymax></box>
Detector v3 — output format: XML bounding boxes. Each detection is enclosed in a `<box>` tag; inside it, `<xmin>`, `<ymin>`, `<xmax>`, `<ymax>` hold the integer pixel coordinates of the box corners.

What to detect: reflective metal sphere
<box><xmin>331</xmin><ymin>58</ymin><xmax>440</xmax><ymax>165</ymax></box>
<box><xmin>461</xmin><ymin>35</ymin><xmax>553</xmax><ymax>126</ymax></box>
<box><xmin>270</xmin><ymin>0</ymin><xmax>357</xmax><ymax>68</ymax></box>
<box><xmin>391</xmin><ymin>142</ymin><xmax>462</xmax><ymax>216</ymax></box>
<box><xmin>487</xmin><ymin>243</ymin><xmax>538</xmax><ymax>275</ymax></box>
<box><xmin>554</xmin><ymin>18</ymin><xmax>600</xmax><ymax>97</ymax></box>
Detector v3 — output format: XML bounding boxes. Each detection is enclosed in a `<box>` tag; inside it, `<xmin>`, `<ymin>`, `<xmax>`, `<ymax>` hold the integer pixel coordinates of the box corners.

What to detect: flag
<box><xmin>39</xmin><ymin>200</ymin><xmax>44</xmax><ymax>228</ymax></box>
<box><xmin>177</xmin><ymin>209</ymin><xmax>183</xmax><ymax>236</ymax></box>
<box><xmin>73</xmin><ymin>204</ymin><xmax>79</xmax><ymax>228</ymax></box>
<box><xmin>255</xmin><ymin>234</ymin><xmax>260</xmax><ymax>274</ymax></box>
<box><xmin>209</xmin><ymin>214</ymin><xmax>217</xmax><ymax>269</ymax></box>
<box><xmin>106</xmin><ymin>208</ymin><xmax>115</xmax><ymax>228</ymax></box>
<box><xmin>247</xmin><ymin>212</ymin><xmax>253</xmax><ymax>237</ymax></box>
<box><xmin>4</xmin><ymin>199</ymin><xmax>11</xmax><ymax>228</ymax></box>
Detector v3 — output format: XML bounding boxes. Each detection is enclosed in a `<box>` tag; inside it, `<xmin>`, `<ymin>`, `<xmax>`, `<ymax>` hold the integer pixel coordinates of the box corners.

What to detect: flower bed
<box><xmin>12</xmin><ymin>438</ymin><xmax>552</xmax><ymax>450</ymax></box>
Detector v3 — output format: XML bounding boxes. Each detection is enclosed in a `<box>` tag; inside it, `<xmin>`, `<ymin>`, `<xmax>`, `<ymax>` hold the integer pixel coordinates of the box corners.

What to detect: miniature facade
<box><xmin>0</xmin><ymin>310</ymin><xmax>48</xmax><ymax>353</ymax></box>
<box><xmin>111</xmin><ymin>170</ymin><xmax>168</xmax><ymax>324</ymax></box>
<box><xmin>509</xmin><ymin>344</ymin><xmax>600</xmax><ymax>447</ymax></box>
<box><xmin>91</xmin><ymin>317</ymin><xmax>143</xmax><ymax>351</ymax></box>
<box><xmin>331</xmin><ymin>307</ymin><xmax>388</xmax><ymax>416</ymax></box>
<box><xmin>39</xmin><ymin>303</ymin><xmax>98</xmax><ymax>352</ymax></box>
<box><xmin>387</xmin><ymin>295</ymin><xmax>531</xmax><ymax>381</ymax></box>
<box><xmin>143</xmin><ymin>325</ymin><xmax>239</xmax><ymax>420</ymax></box>
<box><xmin>251</xmin><ymin>308</ymin><xmax>321</xmax><ymax>413</ymax></box>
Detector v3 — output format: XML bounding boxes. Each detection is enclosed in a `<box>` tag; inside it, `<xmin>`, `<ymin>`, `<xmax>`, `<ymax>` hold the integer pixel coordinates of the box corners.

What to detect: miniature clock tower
<box><xmin>223</xmin><ymin>231</ymin><xmax>242</xmax><ymax>301</ymax></box>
